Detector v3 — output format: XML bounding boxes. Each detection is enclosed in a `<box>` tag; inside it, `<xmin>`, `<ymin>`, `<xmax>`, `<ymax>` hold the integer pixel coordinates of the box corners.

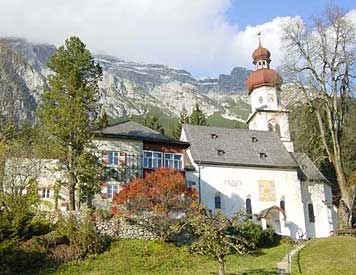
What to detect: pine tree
<box><xmin>149</xmin><ymin>116</ymin><xmax>165</xmax><ymax>134</ymax></box>
<box><xmin>98</xmin><ymin>111</ymin><xmax>109</xmax><ymax>129</ymax></box>
<box><xmin>190</xmin><ymin>103</ymin><xmax>208</xmax><ymax>126</ymax></box>
<box><xmin>174</xmin><ymin>107</ymin><xmax>189</xmax><ymax>139</ymax></box>
<box><xmin>39</xmin><ymin>36</ymin><xmax>103</xmax><ymax>210</ymax></box>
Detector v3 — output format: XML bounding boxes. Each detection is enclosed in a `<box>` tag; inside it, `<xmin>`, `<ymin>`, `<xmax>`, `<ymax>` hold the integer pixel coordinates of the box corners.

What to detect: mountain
<box><xmin>0</xmin><ymin>38</ymin><xmax>251</xmax><ymax>126</ymax></box>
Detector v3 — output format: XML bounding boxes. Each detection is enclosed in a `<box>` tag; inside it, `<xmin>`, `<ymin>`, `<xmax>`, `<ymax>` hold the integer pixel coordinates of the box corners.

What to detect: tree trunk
<box><xmin>332</xmin><ymin>149</ymin><xmax>355</xmax><ymax>228</ymax></box>
<box><xmin>218</xmin><ymin>257</ymin><xmax>225</xmax><ymax>275</ymax></box>
<box><xmin>86</xmin><ymin>194</ymin><xmax>93</xmax><ymax>209</ymax></box>
<box><xmin>68</xmin><ymin>173</ymin><xmax>76</xmax><ymax>211</ymax></box>
<box><xmin>54</xmin><ymin>186</ymin><xmax>59</xmax><ymax>211</ymax></box>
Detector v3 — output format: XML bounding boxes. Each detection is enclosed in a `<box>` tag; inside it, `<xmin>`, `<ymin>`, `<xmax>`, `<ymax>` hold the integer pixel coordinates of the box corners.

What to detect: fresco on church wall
<box><xmin>258</xmin><ymin>180</ymin><xmax>276</xmax><ymax>202</ymax></box>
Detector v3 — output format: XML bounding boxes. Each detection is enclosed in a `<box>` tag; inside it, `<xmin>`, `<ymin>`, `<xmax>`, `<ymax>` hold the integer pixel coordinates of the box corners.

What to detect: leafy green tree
<box><xmin>179</xmin><ymin>205</ymin><xmax>254</xmax><ymax>275</ymax></box>
<box><xmin>149</xmin><ymin>116</ymin><xmax>165</xmax><ymax>134</ymax></box>
<box><xmin>174</xmin><ymin>107</ymin><xmax>189</xmax><ymax>139</ymax></box>
<box><xmin>39</xmin><ymin>36</ymin><xmax>103</xmax><ymax>210</ymax></box>
<box><xmin>190</xmin><ymin>103</ymin><xmax>208</xmax><ymax>126</ymax></box>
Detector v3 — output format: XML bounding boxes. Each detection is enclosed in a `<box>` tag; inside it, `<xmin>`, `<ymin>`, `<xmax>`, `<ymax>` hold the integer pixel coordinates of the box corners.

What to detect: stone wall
<box><xmin>37</xmin><ymin>210</ymin><xmax>159</xmax><ymax>240</ymax></box>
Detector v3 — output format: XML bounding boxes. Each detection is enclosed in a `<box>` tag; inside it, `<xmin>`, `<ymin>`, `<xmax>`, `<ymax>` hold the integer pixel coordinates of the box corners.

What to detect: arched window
<box><xmin>275</xmin><ymin>124</ymin><xmax>281</xmax><ymax>137</ymax></box>
<box><xmin>268</xmin><ymin>123</ymin><xmax>274</xmax><ymax>132</ymax></box>
<box><xmin>308</xmin><ymin>203</ymin><xmax>315</xmax><ymax>223</ymax></box>
<box><xmin>280</xmin><ymin>200</ymin><xmax>285</xmax><ymax>211</ymax></box>
<box><xmin>215</xmin><ymin>194</ymin><xmax>221</xmax><ymax>209</ymax></box>
<box><xmin>246</xmin><ymin>198</ymin><xmax>252</xmax><ymax>218</ymax></box>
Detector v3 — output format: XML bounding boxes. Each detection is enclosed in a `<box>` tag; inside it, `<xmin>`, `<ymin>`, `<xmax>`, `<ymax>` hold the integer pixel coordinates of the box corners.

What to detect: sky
<box><xmin>0</xmin><ymin>0</ymin><xmax>354</xmax><ymax>78</ymax></box>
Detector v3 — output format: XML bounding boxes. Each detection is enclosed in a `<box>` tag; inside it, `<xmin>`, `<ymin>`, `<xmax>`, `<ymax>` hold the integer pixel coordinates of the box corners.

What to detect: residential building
<box><xmin>8</xmin><ymin>121</ymin><xmax>189</xmax><ymax>211</ymax></box>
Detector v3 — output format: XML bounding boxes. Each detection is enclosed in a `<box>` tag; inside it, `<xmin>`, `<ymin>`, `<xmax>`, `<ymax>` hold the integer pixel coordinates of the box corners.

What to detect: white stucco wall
<box><xmin>250</xmin><ymin>86</ymin><xmax>280</xmax><ymax>112</ymax></box>
<box><xmin>186</xmin><ymin>164</ymin><xmax>307</xmax><ymax>239</ymax></box>
<box><xmin>93</xmin><ymin>137</ymin><xmax>142</xmax><ymax>156</ymax></box>
<box><xmin>4</xmin><ymin>158</ymin><xmax>69</xmax><ymax>211</ymax></box>
<box><xmin>301</xmin><ymin>181</ymin><xmax>337</xmax><ymax>238</ymax></box>
<box><xmin>93</xmin><ymin>137</ymin><xmax>143</xmax><ymax>209</ymax></box>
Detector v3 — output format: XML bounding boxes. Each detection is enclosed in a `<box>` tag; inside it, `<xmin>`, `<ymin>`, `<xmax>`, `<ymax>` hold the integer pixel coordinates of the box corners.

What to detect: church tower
<box><xmin>246</xmin><ymin>35</ymin><xmax>294</xmax><ymax>152</ymax></box>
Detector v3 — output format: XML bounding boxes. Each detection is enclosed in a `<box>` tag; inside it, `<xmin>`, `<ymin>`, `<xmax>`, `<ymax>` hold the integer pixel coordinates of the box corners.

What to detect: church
<box><xmin>181</xmin><ymin>39</ymin><xmax>338</xmax><ymax>239</ymax></box>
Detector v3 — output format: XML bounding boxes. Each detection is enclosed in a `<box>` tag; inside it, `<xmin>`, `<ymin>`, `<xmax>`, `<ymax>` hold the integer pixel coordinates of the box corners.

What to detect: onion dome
<box><xmin>246</xmin><ymin>69</ymin><xmax>282</xmax><ymax>93</ymax></box>
<box><xmin>252</xmin><ymin>44</ymin><xmax>271</xmax><ymax>64</ymax></box>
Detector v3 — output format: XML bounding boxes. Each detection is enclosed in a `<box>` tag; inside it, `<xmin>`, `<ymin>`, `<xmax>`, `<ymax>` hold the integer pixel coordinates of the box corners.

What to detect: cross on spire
<box><xmin>257</xmin><ymin>31</ymin><xmax>262</xmax><ymax>46</ymax></box>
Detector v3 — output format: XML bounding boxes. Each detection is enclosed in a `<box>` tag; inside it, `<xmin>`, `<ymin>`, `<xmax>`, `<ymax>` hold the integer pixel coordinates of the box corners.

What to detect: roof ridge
<box><xmin>102</xmin><ymin>119</ymin><xmax>131</xmax><ymax>128</ymax></box>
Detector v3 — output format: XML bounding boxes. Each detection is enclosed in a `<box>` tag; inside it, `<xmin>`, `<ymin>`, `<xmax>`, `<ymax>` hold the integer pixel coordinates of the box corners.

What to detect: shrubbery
<box><xmin>240</xmin><ymin>220</ymin><xmax>280</xmax><ymax>248</ymax></box>
<box><xmin>0</xmin><ymin>211</ymin><xmax>110</xmax><ymax>274</ymax></box>
<box><xmin>55</xmin><ymin>212</ymin><xmax>110</xmax><ymax>258</ymax></box>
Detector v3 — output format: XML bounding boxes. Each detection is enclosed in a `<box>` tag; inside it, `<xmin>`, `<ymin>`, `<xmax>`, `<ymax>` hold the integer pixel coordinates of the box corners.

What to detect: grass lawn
<box><xmin>292</xmin><ymin>236</ymin><xmax>356</xmax><ymax>275</ymax></box>
<box><xmin>48</xmin><ymin>240</ymin><xmax>290</xmax><ymax>275</ymax></box>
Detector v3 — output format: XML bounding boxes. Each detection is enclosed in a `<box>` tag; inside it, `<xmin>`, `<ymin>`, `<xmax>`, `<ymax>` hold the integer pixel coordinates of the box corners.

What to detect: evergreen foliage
<box><xmin>98</xmin><ymin>111</ymin><xmax>109</xmax><ymax>129</ymax></box>
<box><xmin>149</xmin><ymin>116</ymin><xmax>165</xmax><ymax>134</ymax></box>
<box><xmin>174</xmin><ymin>107</ymin><xmax>189</xmax><ymax>139</ymax></box>
<box><xmin>38</xmin><ymin>36</ymin><xmax>103</xmax><ymax>210</ymax></box>
<box><xmin>189</xmin><ymin>103</ymin><xmax>208</xmax><ymax>126</ymax></box>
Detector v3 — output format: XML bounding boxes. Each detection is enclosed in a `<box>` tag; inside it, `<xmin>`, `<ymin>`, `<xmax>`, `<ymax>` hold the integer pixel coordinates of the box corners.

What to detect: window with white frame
<box><xmin>108</xmin><ymin>151</ymin><xmax>119</xmax><ymax>166</ymax></box>
<box><xmin>41</xmin><ymin>188</ymin><xmax>50</xmax><ymax>198</ymax></box>
<box><xmin>164</xmin><ymin>153</ymin><xmax>182</xmax><ymax>170</ymax></box>
<box><xmin>107</xmin><ymin>183</ymin><xmax>119</xmax><ymax>199</ymax></box>
<box><xmin>143</xmin><ymin>151</ymin><xmax>163</xmax><ymax>169</ymax></box>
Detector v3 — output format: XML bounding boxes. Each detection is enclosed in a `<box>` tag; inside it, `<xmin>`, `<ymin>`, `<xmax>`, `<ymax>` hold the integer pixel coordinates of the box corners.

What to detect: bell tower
<box><xmin>246</xmin><ymin>34</ymin><xmax>294</xmax><ymax>152</ymax></box>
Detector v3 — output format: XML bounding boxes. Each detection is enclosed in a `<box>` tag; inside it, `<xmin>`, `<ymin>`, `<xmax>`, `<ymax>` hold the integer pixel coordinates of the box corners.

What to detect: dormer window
<box><xmin>211</xmin><ymin>133</ymin><xmax>218</xmax><ymax>139</ymax></box>
<box><xmin>260</xmin><ymin>152</ymin><xmax>267</xmax><ymax>160</ymax></box>
<box><xmin>251</xmin><ymin>137</ymin><xmax>258</xmax><ymax>143</ymax></box>
<box><xmin>217</xmin><ymin>149</ymin><xmax>225</xmax><ymax>156</ymax></box>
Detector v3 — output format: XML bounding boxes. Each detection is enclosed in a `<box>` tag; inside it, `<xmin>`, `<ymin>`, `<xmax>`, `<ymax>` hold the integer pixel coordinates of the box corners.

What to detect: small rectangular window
<box><xmin>107</xmin><ymin>184</ymin><xmax>119</xmax><ymax>199</ymax></box>
<box><xmin>41</xmin><ymin>188</ymin><xmax>50</xmax><ymax>198</ymax></box>
<box><xmin>260</xmin><ymin>152</ymin><xmax>267</xmax><ymax>160</ymax></box>
<box><xmin>143</xmin><ymin>151</ymin><xmax>162</xmax><ymax>169</ymax></box>
<box><xmin>164</xmin><ymin>153</ymin><xmax>182</xmax><ymax>170</ymax></box>
<box><xmin>108</xmin><ymin>151</ymin><xmax>119</xmax><ymax>166</ymax></box>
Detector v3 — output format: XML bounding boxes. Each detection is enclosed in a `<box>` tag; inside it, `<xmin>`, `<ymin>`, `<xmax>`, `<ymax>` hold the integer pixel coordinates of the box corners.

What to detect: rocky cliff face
<box><xmin>0</xmin><ymin>38</ymin><xmax>251</xmax><ymax>124</ymax></box>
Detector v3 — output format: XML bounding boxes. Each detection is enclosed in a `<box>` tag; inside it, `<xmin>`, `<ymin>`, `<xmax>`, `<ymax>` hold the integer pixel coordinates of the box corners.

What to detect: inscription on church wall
<box><xmin>223</xmin><ymin>179</ymin><xmax>242</xmax><ymax>187</ymax></box>
<box><xmin>258</xmin><ymin>180</ymin><xmax>276</xmax><ymax>201</ymax></box>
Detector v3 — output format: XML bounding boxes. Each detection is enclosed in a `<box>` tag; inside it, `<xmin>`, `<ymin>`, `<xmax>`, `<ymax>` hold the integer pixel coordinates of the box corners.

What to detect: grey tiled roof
<box><xmin>291</xmin><ymin>152</ymin><xmax>328</xmax><ymax>183</ymax></box>
<box><xmin>183</xmin><ymin>124</ymin><xmax>297</xmax><ymax>168</ymax></box>
<box><xmin>95</xmin><ymin>120</ymin><xmax>189</xmax><ymax>146</ymax></box>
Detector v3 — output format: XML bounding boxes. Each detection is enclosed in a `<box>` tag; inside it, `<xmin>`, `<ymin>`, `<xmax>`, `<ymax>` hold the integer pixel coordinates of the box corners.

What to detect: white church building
<box><xmin>181</xmin><ymin>39</ymin><xmax>338</xmax><ymax>239</ymax></box>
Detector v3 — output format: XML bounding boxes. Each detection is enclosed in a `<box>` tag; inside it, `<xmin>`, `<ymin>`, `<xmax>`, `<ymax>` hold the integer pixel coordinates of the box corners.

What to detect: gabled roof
<box><xmin>94</xmin><ymin>120</ymin><xmax>189</xmax><ymax>147</ymax></box>
<box><xmin>291</xmin><ymin>152</ymin><xmax>329</xmax><ymax>183</ymax></box>
<box><xmin>183</xmin><ymin>124</ymin><xmax>297</xmax><ymax>169</ymax></box>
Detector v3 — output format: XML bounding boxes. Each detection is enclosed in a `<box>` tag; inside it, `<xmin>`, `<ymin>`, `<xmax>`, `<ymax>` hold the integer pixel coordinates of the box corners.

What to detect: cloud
<box><xmin>1</xmin><ymin>1</ymin><xmax>352</xmax><ymax>77</ymax></box>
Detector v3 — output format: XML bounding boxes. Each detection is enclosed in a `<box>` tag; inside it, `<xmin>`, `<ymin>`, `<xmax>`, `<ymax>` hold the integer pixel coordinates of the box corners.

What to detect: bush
<box><xmin>55</xmin><ymin>212</ymin><xmax>110</xmax><ymax>258</ymax></box>
<box><xmin>240</xmin><ymin>220</ymin><xmax>280</xmax><ymax>248</ymax></box>
<box><xmin>0</xmin><ymin>238</ymin><xmax>48</xmax><ymax>274</ymax></box>
<box><xmin>28</xmin><ymin>216</ymin><xmax>53</xmax><ymax>237</ymax></box>
<box><xmin>0</xmin><ymin>207</ymin><xmax>34</xmax><ymax>242</ymax></box>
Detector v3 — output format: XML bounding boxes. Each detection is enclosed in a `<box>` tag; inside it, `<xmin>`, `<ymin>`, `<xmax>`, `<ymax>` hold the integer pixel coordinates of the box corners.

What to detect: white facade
<box><xmin>183</xmin><ymin>155</ymin><xmax>337</xmax><ymax>238</ymax></box>
<box><xmin>182</xmin><ymin>42</ymin><xmax>337</xmax><ymax>239</ymax></box>
<box><xmin>248</xmin><ymin>86</ymin><xmax>294</xmax><ymax>152</ymax></box>
<box><xmin>186</xmin><ymin>164</ymin><xmax>307</xmax><ymax>238</ymax></box>
<box><xmin>301</xmin><ymin>181</ymin><xmax>337</xmax><ymax>238</ymax></box>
